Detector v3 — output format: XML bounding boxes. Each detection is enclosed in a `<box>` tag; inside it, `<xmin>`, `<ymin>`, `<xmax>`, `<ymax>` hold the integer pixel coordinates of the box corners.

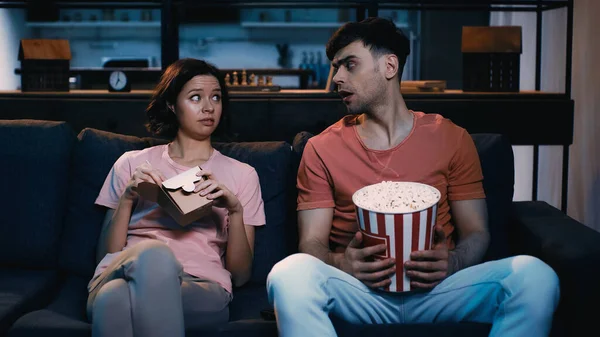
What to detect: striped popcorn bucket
<box><xmin>352</xmin><ymin>182</ymin><xmax>441</xmax><ymax>293</ymax></box>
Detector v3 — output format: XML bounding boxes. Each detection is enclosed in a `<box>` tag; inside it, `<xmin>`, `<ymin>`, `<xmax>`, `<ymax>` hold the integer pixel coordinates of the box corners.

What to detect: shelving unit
<box><xmin>179</xmin><ymin>0</ymin><xmax>574</xmax><ymax>212</ymax></box>
<box><xmin>26</xmin><ymin>21</ymin><xmax>160</xmax><ymax>28</ymax></box>
<box><xmin>2</xmin><ymin>0</ymin><xmax>574</xmax><ymax>211</ymax></box>
<box><xmin>240</xmin><ymin>21</ymin><xmax>409</xmax><ymax>28</ymax></box>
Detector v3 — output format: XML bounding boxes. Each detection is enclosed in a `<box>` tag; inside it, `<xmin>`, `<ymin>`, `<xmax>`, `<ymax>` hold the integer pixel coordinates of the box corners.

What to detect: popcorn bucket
<box><xmin>352</xmin><ymin>181</ymin><xmax>441</xmax><ymax>292</ymax></box>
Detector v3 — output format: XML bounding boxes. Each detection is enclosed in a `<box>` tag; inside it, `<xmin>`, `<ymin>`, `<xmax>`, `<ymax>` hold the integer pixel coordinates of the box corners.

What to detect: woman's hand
<box><xmin>122</xmin><ymin>161</ymin><xmax>166</xmax><ymax>202</ymax></box>
<box><xmin>195</xmin><ymin>170</ymin><xmax>242</xmax><ymax>214</ymax></box>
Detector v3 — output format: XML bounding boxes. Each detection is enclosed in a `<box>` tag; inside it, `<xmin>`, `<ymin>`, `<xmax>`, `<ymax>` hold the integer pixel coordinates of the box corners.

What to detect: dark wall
<box><xmin>0</xmin><ymin>95</ymin><xmax>573</xmax><ymax>146</ymax></box>
<box><xmin>420</xmin><ymin>10</ymin><xmax>490</xmax><ymax>89</ymax></box>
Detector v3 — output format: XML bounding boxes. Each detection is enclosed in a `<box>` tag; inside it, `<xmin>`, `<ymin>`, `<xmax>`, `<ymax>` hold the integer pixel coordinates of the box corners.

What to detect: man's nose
<box><xmin>333</xmin><ymin>68</ymin><xmax>345</xmax><ymax>85</ymax></box>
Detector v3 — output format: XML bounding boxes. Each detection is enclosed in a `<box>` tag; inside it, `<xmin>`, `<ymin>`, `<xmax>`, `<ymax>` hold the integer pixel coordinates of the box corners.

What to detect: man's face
<box><xmin>331</xmin><ymin>41</ymin><xmax>386</xmax><ymax>115</ymax></box>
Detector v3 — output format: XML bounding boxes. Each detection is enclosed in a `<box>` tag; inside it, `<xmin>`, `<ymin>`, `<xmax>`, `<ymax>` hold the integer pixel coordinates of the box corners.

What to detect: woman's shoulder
<box><xmin>212</xmin><ymin>150</ymin><xmax>256</xmax><ymax>176</ymax></box>
<box><xmin>113</xmin><ymin>144</ymin><xmax>167</xmax><ymax>168</ymax></box>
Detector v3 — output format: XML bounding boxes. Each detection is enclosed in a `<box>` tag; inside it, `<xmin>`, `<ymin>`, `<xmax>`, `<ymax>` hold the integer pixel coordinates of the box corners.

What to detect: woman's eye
<box><xmin>212</xmin><ymin>95</ymin><xmax>221</xmax><ymax>101</ymax></box>
<box><xmin>190</xmin><ymin>95</ymin><xmax>200</xmax><ymax>102</ymax></box>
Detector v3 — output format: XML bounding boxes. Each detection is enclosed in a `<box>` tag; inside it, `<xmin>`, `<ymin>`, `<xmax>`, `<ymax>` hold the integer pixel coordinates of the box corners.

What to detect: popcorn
<box><xmin>352</xmin><ymin>181</ymin><xmax>441</xmax><ymax>213</ymax></box>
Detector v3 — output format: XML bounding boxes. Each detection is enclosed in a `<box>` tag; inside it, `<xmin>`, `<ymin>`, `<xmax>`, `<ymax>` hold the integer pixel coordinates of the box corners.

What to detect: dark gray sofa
<box><xmin>0</xmin><ymin>119</ymin><xmax>598</xmax><ymax>337</ymax></box>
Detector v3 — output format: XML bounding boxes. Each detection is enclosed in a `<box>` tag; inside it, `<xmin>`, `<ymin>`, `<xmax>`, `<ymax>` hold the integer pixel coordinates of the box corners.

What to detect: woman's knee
<box><xmin>133</xmin><ymin>240</ymin><xmax>178</xmax><ymax>267</ymax></box>
<box><xmin>92</xmin><ymin>279</ymin><xmax>130</xmax><ymax>318</ymax></box>
<box><xmin>127</xmin><ymin>240</ymin><xmax>182</xmax><ymax>281</ymax></box>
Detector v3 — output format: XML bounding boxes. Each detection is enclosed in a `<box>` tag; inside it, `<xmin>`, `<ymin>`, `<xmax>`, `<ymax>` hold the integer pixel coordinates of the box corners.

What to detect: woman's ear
<box><xmin>166</xmin><ymin>102</ymin><xmax>175</xmax><ymax>114</ymax></box>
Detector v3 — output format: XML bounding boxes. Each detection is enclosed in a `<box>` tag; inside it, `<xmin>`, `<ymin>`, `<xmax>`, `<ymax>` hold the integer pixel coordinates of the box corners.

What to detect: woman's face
<box><xmin>171</xmin><ymin>74</ymin><xmax>222</xmax><ymax>140</ymax></box>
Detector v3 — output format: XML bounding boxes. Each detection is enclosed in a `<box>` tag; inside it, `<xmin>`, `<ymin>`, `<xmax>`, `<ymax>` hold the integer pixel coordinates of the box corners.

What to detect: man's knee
<box><xmin>512</xmin><ymin>255</ymin><xmax>560</xmax><ymax>306</ymax></box>
<box><xmin>267</xmin><ymin>253</ymin><xmax>324</xmax><ymax>292</ymax></box>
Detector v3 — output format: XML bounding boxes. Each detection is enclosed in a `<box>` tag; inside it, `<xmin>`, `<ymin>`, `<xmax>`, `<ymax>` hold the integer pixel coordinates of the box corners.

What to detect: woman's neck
<box><xmin>168</xmin><ymin>133</ymin><xmax>214</xmax><ymax>167</ymax></box>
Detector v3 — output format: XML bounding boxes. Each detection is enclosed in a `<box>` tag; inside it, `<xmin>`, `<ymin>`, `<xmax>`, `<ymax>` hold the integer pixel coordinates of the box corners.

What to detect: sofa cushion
<box><xmin>58</xmin><ymin>128</ymin><xmax>167</xmax><ymax>278</ymax></box>
<box><xmin>0</xmin><ymin>120</ymin><xmax>75</xmax><ymax>269</ymax></box>
<box><xmin>0</xmin><ymin>269</ymin><xmax>61</xmax><ymax>335</ymax></box>
<box><xmin>332</xmin><ymin>319</ymin><xmax>491</xmax><ymax>337</ymax></box>
<box><xmin>291</xmin><ymin>132</ymin><xmax>514</xmax><ymax>261</ymax></box>
<box><xmin>7</xmin><ymin>276</ymin><xmax>278</xmax><ymax>337</ymax></box>
<box><xmin>59</xmin><ymin>128</ymin><xmax>292</xmax><ymax>285</ymax></box>
<box><xmin>7</xmin><ymin>275</ymin><xmax>91</xmax><ymax>337</ymax></box>
<box><xmin>187</xmin><ymin>284</ymin><xmax>278</xmax><ymax>337</ymax></box>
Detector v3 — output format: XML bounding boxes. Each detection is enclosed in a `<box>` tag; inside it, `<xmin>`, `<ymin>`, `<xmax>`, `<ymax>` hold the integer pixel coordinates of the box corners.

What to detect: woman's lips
<box><xmin>199</xmin><ymin>119</ymin><xmax>215</xmax><ymax>126</ymax></box>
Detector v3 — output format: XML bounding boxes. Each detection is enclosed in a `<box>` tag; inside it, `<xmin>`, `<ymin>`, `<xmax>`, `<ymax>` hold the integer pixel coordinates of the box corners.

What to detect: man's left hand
<box><xmin>404</xmin><ymin>226</ymin><xmax>450</xmax><ymax>290</ymax></box>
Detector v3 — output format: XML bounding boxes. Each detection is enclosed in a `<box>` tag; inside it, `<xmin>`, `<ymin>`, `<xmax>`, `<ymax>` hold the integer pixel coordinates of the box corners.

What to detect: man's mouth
<box><xmin>338</xmin><ymin>90</ymin><xmax>354</xmax><ymax>103</ymax></box>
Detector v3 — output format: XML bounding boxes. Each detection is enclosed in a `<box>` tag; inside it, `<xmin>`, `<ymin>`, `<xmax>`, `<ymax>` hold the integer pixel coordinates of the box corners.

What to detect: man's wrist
<box><xmin>447</xmin><ymin>250</ymin><xmax>460</xmax><ymax>276</ymax></box>
<box><xmin>329</xmin><ymin>252</ymin><xmax>345</xmax><ymax>271</ymax></box>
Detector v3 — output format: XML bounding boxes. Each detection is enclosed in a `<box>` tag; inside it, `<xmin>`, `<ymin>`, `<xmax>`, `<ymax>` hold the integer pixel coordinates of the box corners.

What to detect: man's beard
<box><xmin>346</xmin><ymin>93</ymin><xmax>378</xmax><ymax>115</ymax></box>
<box><xmin>347</xmin><ymin>101</ymin><xmax>368</xmax><ymax>115</ymax></box>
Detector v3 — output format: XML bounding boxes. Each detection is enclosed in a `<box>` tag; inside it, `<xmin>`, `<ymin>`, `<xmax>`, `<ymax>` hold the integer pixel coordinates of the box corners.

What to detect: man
<box><xmin>267</xmin><ymin>17</ymin><xmax>560</xmax><ymax>337</ymax></box>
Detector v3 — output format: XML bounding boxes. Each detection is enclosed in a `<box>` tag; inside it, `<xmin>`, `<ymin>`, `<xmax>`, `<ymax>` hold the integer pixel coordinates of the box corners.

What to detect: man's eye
<box><xmin>190</xmin><ymin>95</ymin><xmax>200</xmax><ymax>102</ymax></box>
<box><xmin>347</xmin><ymin>62</ymin><xmax>355</xmax><ymax>70</ymax></box>
<box><xmin>212</xmin><ymin>95</ymin><xmax>221</xmax><ymax>101</ymax></box>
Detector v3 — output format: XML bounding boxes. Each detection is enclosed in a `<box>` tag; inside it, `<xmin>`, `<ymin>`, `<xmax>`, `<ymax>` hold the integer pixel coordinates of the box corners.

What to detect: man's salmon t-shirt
<box><xmin>93</xmin><ymin>145</ymin><xmax>266</xmax><ymax>294</ymax></box>
<box><xmin>297</xmin><ymin>111</ymin><xmax>485</xmax><ymax>250</ymax></box>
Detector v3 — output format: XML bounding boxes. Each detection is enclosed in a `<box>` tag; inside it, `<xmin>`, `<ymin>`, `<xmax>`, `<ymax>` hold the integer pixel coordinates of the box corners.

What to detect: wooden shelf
<box><xmin>0</xmin><ymin>89</ymin><xmax>568</xmax><ymax>100</ymax></box>
<box><xmin>26</xmin><ymin>21</ymin><xmax>160</xmax><ymax>28</ymax></box>
<box><xmin>240</xmin><ymin>21</ymin><xmax>409</xmax><ymax>28</ymax></box>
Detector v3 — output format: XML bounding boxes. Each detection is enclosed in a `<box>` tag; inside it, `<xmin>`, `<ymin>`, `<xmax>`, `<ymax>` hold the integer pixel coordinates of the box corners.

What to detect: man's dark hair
<box><xmin>146</xmin><ymin>58</ymin><xmax>230</xmax><ymax>139</ymax></box>
<box><xmin>326</xmin><ymin>17</ymin><xmax>411</xmax><ymax>81</ymax></box>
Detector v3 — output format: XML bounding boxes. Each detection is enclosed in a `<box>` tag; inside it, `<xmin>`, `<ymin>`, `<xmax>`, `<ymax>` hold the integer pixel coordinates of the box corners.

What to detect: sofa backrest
<box><xmin>0</xmin><ymin>120</ymin><xmax>75</xmax><ymax>269</ymax></box>
<box><xmin>58</xmin><ymin>128</ymin><xmax>166</xmax><ymax>278</ymax></box>
<box><xmin>469</xmin><ymin>133</ymin><xmax>514</xmax><ymax>261</ymax></box>
<box><xmin>290</xmin><ymin>132</ymin><xmax>515</xmax><ymax>262</ymax></box>
<box><xmin>58</xmin><ymin>128</ymin><xmax>293</xmax><ymax>285</ymax></box>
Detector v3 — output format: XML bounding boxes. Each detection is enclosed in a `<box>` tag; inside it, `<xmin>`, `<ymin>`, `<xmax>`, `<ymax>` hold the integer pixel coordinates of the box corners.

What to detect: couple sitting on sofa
<box><xmin>90</xmin><ymin>18</ymin><xmax>560</xmax><ymax>337</ymax></box>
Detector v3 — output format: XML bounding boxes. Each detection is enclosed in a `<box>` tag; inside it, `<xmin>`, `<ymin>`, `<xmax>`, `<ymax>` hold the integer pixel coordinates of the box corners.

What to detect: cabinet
<box><xmin>2</xmin><ymin>0</ymin><xmax>574</xmax><ymax>211</ymax></box>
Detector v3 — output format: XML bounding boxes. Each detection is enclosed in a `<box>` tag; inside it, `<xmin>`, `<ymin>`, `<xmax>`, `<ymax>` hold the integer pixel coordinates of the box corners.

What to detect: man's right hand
<box><xmin>122</xmin><ymin>161</ymin><xmax>166</xmax><ymax>202</ymax></box>
<box><xmin>339</xmin><ymin>231</ymin><xmax>396</xmax><ymax>288</ymax></box>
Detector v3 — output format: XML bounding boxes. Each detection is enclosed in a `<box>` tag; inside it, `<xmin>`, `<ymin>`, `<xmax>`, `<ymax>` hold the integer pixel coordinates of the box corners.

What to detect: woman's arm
<box><xmin>195</xmin><ymin>170</ymin><xmax>260</xmax><ymax>288</ymax></box>
<box><xmin>225</xmin><ymin>207</ymin><xmax>255</xmax><ymax>287</ymax></box>
<box><xmin>96</xmin><ymin>200</ymin><xmax>134</xmax><ymax>264</ymax></box>
<box><xmin>96</xmin><ymin>161</ymin><xmax>165</xmax><ymax>264</ymax></box>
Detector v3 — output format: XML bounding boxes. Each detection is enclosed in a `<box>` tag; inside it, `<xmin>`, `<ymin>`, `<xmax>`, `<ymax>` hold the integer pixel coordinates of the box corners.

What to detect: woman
<box><xmin>87</xmin><ymin>58</ymin><xmax>265</xmax><ymax>337</ymax></box>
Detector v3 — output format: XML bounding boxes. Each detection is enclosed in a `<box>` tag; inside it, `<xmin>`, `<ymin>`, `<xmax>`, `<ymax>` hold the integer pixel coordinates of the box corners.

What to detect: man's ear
<box><xmin>384</xmin><ymin>54</ymin><xmax>400</xmax><ymax>80</ymax></box>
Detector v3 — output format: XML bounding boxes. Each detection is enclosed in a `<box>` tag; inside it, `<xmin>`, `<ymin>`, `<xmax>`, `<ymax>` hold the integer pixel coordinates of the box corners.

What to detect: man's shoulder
<box><xmin>414</xmin><ymin>111</ymin><xmax>467</xmax><ymax>138</ymax></box>
<box><xmin>308</xmin><ymin>115</ymin><xmax>356</xmax><ymax>149</ymax></box>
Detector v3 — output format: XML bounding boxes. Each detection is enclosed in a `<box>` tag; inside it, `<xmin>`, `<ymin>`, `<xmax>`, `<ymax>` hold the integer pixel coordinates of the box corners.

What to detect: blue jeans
<box><xmin>267</xmin><ymin>253</ymin><xmax>560</xmax><ymax>337</ymax></box>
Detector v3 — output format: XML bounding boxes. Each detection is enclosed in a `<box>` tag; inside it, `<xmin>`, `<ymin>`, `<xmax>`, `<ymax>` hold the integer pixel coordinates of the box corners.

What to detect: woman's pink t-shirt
<box><xmin>92</xmin><ymin>144</ymin><xmax>266</xmax><ymax>294</ymax></box>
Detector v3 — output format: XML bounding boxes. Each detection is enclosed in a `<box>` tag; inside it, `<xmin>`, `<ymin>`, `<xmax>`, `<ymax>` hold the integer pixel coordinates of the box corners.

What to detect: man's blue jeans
<box><xmin>267</xmin><ymin>253</ymin><xmax>559</xmax><ymax>337</ymax></box>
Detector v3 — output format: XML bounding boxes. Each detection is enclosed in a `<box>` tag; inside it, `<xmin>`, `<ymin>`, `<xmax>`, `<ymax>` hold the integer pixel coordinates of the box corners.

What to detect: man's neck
<box><xmin>358</xmin><ymin>90</ymin><xmax>414</xmax><ymax>150</ymax></box>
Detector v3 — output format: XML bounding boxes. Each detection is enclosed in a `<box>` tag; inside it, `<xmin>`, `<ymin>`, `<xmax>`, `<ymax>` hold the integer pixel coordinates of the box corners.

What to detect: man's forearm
<box><xmin>448</xmin><ymin>231</ymin><xmax>490</xmax><ymax>275</ymax></box>
<box><xmin>299</xmin><ymin>238</ymin><xmax>344</xmax><ymax>270</ymax></box>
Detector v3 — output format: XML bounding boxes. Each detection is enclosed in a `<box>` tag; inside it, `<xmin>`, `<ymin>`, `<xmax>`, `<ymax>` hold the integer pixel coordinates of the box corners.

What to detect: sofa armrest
<box><xmin>510</xmin><ymin>201</ymin><xmax>600</xmax><ymax>335</ymax></box>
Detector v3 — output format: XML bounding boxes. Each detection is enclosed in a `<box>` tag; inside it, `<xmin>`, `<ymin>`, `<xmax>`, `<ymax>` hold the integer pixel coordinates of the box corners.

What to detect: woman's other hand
<box><xmin>195</xmin><ymin>170</ymin><xmax>242</xmax><ymax>214</ymax></box>
<box><xmin>122</xmin><ymin>161</ymin><xmax>167</xmax><ymax>202</ymax></box>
